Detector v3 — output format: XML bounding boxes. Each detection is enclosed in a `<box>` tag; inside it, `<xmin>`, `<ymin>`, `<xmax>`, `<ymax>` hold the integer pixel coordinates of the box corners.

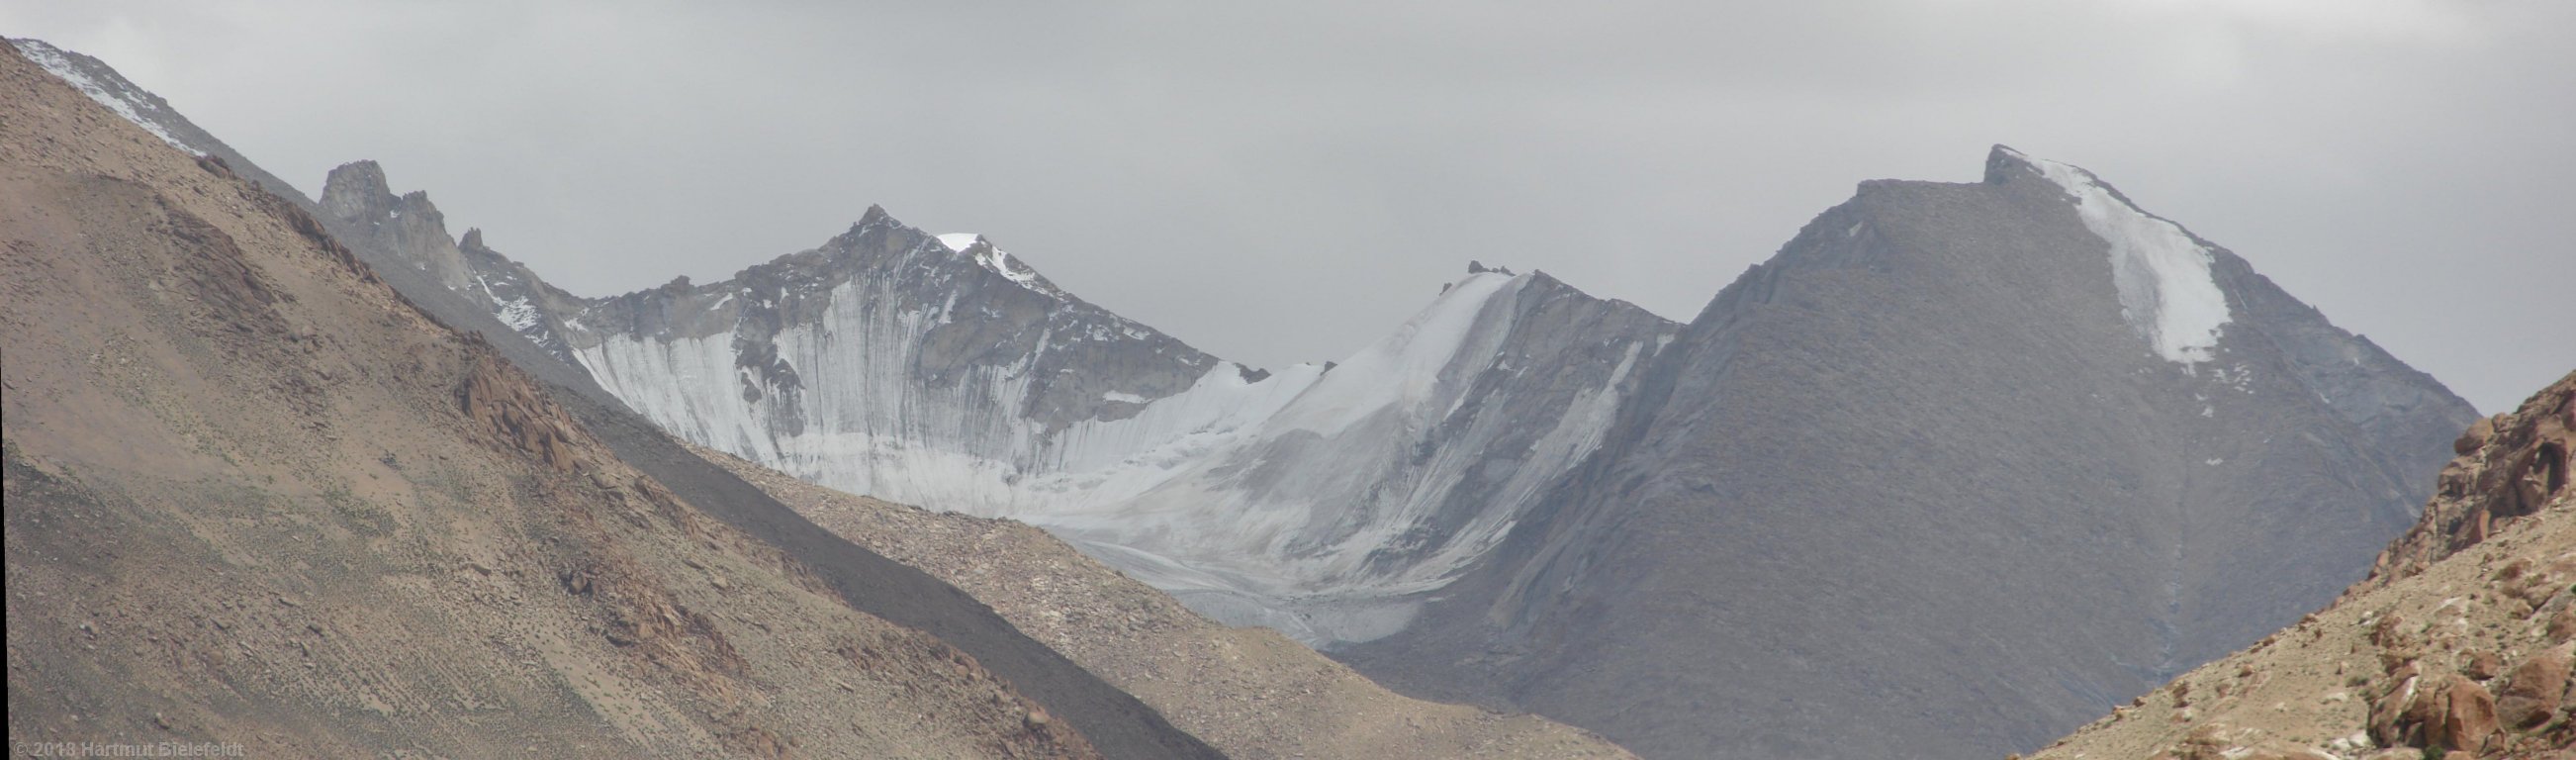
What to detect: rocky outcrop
<box><xmin>461</xmin><ymin>340</ymin><xmax>586</xmax><ymax>471</ymax></box>
<box><xmin>319</xmin><ymin>159</ymin><xmax>477</xmax><ymax>291</ymax></box>
<box><xmin>2373</xmin><ymin>372</ymin><xmax>2576</xmax><ymax>580</ymax></box>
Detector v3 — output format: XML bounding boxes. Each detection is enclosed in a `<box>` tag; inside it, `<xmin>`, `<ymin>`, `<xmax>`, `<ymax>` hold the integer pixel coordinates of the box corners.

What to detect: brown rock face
<box><xmin>460</xmin><ymin>342</ymin><xmax>585</xmax><ymax>471</ymax></box>
<box><xmin>2372</xmin><ymin>675</ymin><xmax>2499</xmax><ymax>754</ymax></box>
<box><xmin>2372</xmin><ymin>373</ymin><xmax>2576</xmax><ymax>583</ymax></box>
<box><xmin>2496</xmin><ymin>650</ymin><xmax>2569</xmax><ymax>729</ymax></box>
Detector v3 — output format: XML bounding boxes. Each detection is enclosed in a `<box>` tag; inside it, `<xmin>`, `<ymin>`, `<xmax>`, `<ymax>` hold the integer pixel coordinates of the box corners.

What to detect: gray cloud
<box><xmin>6</xmin><ymin>0</ymin><xmax>2568</xmax><ymax>412</ymax></box>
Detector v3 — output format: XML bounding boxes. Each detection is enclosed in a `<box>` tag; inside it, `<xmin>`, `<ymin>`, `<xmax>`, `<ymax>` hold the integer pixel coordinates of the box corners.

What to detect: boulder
<box><xmin>2498</xmin><ymin>650</ymin><xmax>2569</xmax><ymax>729</ymax></box>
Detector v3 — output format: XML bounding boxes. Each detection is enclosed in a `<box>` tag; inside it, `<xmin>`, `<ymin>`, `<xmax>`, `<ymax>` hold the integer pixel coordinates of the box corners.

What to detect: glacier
<box><xmin>562</xmin><ymin>222</ymin><xmax>1674</xmax><ymax>643</ymax></box>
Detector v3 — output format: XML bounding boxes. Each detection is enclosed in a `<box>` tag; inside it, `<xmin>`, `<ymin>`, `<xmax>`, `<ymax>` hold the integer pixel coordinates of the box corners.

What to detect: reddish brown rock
<box><xmin>2371</xmin><ymin>674</ymin><xmax>2500</xmax><ymax>753</ymax></box>
<box><xmin>2429</xmin><ymin>676</ymin><xmax>2499</xmax><ymax>754</ymax></box>
<box><xmin>2498</xmin><ymin>650</ymin><xmax>2570</xmax><ymax>729</ymax></box>
<box><xmin>2467</xmin><ymin>650</ymin><xmax>2505</xmax><ymax>680</ymax></box>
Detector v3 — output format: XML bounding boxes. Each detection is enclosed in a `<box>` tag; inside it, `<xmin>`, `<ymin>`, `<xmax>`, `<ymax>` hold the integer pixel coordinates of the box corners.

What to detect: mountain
<box><xmin>1337</xmin><ymin>146</ymin><xmax>2481</xmax><ymax>759</ymax></box>
<box><xmin>312</xmin><ymin>164</ymin><xmax>1682</xmax><ymax>646</ymax></box>
<box><xmin>2032</xmin><ymin>371</ymin><xmax>2572</xmax><ymax>760</ymax></box>
<box><xmin>2</xmin><ymin>40</ymin><xmax>1232</xmax><ymax>760</ymax></box>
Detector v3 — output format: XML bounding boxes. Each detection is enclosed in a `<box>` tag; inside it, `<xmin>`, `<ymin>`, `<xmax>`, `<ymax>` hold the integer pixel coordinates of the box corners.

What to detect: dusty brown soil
<box><xmin>697</xmin><ymin>445</ymin><xmax>1640</xmax><ymax>760</ymax></box>
<box><xmin>3</xmin><ymin>48</ymin><xmax>1100</xmax><ymax>759</ymax></box>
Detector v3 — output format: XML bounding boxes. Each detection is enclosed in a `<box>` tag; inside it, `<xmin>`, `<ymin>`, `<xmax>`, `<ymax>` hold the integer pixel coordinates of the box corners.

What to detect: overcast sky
<box><xmin>5</xmin><ymin>0</ymin><xmax>2568</xmax><ymax>412</ymax></box>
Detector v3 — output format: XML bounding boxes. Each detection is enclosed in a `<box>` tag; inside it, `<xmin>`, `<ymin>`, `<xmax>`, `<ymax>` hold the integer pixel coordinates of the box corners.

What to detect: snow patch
<box><xmin>11</xmin><ymin>40</ymin><xmax>204</xmax><ymax>156</ymax></box>
<box><xmin>2014</xmin><ymin>148</ymin><xmax>2232</xmax><ymax>365</ymax></box>
<box><xmin>1102</xmin><ymin>391</ymin><xmax>1149</xmax><ymax>404</ymax></box>
<box><xmin>937</xmin><ymin>233</ymin><xmax>1063</xmax><ymax>300</ymax></box>
<box><xmin>496</xmin><ymin>297</ymin><xmax>542</xmax><ymax>333</ymax></box>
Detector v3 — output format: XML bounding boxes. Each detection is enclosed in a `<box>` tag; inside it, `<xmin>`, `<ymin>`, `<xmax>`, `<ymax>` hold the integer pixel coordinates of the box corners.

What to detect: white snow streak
<box><xmin>2016</xmin><ymin>148</ymin><xmax>2233</xmax><ymax>365</ymax></box>
<box><xmin>11</xmin><ymin>40</ymin><xmax>204</xmax><ymax>156</ymax></box>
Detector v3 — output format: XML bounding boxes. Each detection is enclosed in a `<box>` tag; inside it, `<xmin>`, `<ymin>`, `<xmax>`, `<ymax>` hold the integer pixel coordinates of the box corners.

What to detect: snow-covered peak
<box><xmin>936</xmin><ymin>233</ymin><xmax>982</xmax><ymax>252</ymax></box>
<box><xmin>2004</xmin><ymin>146</ymin><xmax>2233</xmax><ymax>366</ymax></box>
<box><xmin>10</xmin><ymin>39</ymin><xmax>204</xmax><ymax>157</ymax></box>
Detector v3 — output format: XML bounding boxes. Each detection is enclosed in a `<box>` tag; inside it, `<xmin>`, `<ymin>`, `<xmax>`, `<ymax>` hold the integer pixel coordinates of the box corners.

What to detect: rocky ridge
<box><xmin>6</xmin><ymin>37</ymin><xmax>314</xmax><ymax>215</ymax></box>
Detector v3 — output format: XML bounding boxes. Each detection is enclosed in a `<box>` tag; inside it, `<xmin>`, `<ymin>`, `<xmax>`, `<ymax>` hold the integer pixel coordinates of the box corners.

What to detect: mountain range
<box><xmin>315</xmin><ymin>141</ymin><xmax>2476</xmax><ymax>758</ymax></box>
<box><xmin>8</xmin><ymin>35</ymin><xmax>2506</xmax><ymax>760</ymax></box>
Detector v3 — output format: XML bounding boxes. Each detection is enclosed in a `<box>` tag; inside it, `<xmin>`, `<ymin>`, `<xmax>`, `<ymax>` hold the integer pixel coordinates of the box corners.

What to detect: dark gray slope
<box><xmin>1340</xmin><ymin>146</ymin><xmax>2476</xmax><ymax>760</ymax></box>
<box><xmin>14</xmin><ymin>39</ymin><xmax>1228</xmax><ymax>760</ymax></box>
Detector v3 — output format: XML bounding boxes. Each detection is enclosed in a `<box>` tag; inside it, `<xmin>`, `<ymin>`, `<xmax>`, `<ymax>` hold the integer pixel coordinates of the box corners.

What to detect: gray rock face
<box><xmin>320</xmin><ymin>160</ymin><xmax>477</xmax><ymax>292</ymax></box>
<box><xmin>1338</xmin><ymin>145</ymin><xmax>2478</xmax><ymax>760</ymax></box>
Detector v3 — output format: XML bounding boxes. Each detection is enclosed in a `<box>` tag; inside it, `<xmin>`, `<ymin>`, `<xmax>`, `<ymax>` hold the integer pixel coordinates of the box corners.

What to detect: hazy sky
<box><xmin>6</xmin><ymin>0</ymin><xmax>2569</xmax><ymax>412</ymax></box>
